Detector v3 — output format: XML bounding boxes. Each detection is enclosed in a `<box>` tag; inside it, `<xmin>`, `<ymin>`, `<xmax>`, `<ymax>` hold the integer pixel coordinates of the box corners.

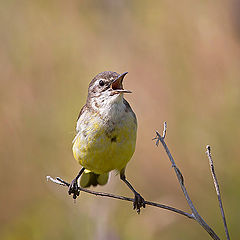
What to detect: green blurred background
<box><xmin>1</xmin><ymin>0</ymin><xmax>239</xmax><ymax>239</ymax></box>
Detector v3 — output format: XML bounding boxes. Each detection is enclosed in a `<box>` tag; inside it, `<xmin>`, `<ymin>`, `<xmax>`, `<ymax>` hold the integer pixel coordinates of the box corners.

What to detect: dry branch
<box><xmin>46</xmin><ymin>175</ymin><xmax>193</xmax><ymax>218</ymax></box>
<box><xmin>153</xmin><ymin>122</ymin><xmax>220</xmax><ymax>240</ymax></box>
<box><xmin>47</xmin><ymin>121</ymin><xmax>230</xmax><ymax>240</ymax></box>
<box><xmin>206</xmin><ymin>146</ymin><xmax>230</xmax><ymax>240</ymax></box>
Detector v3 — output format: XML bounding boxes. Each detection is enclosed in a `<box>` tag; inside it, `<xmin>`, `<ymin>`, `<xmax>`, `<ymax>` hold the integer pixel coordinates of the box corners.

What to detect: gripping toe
<box><xmin>133</xmin><ymin>193</ymin><xmax>145</xmax><ymax>214</ymax></box>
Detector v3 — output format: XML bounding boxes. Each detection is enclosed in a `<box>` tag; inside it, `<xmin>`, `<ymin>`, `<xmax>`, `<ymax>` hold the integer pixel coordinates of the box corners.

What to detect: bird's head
<box><xmin>87</xmin><ymin>71</ymin><xmax>131</xmax><ymax>107</ymax></box>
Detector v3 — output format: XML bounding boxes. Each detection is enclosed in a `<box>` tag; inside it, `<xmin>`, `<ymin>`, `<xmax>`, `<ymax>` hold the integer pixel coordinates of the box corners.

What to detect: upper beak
<box><xmin>111</xmin><ymin>72</ymin><xmax>132</xmax><ymax>94</ymax></box>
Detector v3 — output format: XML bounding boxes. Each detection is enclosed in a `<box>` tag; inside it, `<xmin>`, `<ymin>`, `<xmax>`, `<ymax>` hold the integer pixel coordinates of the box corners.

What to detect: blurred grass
<box><xmin>1</xmin><ymin>0</ymin><xmax>240</xmax><ymax>239</ymax></box>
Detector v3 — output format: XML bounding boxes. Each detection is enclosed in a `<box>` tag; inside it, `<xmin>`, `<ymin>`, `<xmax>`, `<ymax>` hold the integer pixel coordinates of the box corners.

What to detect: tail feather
<box><xmin>80</xmin><ymin>171</ymin><xmax>109</xmax><ymax>188</ymax></box>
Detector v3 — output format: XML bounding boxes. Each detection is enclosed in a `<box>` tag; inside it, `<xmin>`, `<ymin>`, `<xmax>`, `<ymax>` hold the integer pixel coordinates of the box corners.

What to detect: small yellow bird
<box><xmin>69</xmin><ymin>71</ymin><xmax>145</xmax><ymax>213</ymax></box>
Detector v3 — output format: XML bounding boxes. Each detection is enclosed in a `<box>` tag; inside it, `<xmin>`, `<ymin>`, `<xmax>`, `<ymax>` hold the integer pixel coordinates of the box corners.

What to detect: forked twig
<box><xmin>153</xmin><ymin>122</ymin><xmax>221</xmax><ymax>240</ymax></box>
<box><xmin>46</xmin><ymin>176</ymin><xmax>193</xmax><ymax>218</ymax></box>
<box><xmin>206</xmin><ymin>145</ymin><xmax>230</xmax><ymax>240</ymax></box>
<box><xmin>47</xmin><ymin>121</ymin><xmax>230</xmax><ymax>240</ymax></box>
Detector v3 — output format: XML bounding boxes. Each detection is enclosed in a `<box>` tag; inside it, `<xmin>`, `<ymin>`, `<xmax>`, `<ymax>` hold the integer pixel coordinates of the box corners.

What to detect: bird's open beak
<box><xmin>111</xmin><ymin>72</ymin><xmax>132</xmax><ymax>94</ymax></box>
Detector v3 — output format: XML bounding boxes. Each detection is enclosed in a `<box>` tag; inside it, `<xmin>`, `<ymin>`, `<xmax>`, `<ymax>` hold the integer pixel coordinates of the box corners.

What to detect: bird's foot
<box><xmin>68</xmin><ymin>178</ymin><xmax>80</xmax><ymax>200</ymax></box>
<box><xmin>133</xmin><ymin>192</ymin><xmax>145</xmax><ymax>214</ymax></box>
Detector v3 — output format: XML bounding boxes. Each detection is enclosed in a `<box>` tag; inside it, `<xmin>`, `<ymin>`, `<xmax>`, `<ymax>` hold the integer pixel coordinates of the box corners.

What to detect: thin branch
<box><xmin>46</xmin><ymin>121</ymin><xmax>229</xmax><ymax>240</ymax></box>
<box><xmin>153</xmin><ymin>122</ymin><xmax>220</xmax><ymax>240</ymax></box>
<box><xmin>206</xmin><ymin>145</ymin><xmax>230</xmax><ymax>240</ymax></box>
<box><xmin>46</xmin><ymin>175</ymin><xmax>193</xmax><ymax>219</ymax></box>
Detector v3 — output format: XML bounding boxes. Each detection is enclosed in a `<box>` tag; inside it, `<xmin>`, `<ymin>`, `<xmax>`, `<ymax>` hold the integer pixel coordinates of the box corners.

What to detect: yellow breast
<box><xmin>72</xmin><ymin>112</ymin><xmax>137</xmax><ymax>174</ymax></box>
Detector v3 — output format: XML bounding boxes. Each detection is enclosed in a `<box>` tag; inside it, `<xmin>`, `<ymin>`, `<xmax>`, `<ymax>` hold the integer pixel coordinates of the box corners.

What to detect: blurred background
<box><xmin>1</xmin><ymin>0</ymin><xmax>240</xmax><ymax>239</ymax></box>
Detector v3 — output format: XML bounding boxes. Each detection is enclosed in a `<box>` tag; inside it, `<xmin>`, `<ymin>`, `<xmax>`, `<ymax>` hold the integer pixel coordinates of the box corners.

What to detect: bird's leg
<box><xmin>120</xmin><ymin>170</ymin><xmax>145</xmax><ymax>214</ymax></box>
<box><xmin>68</xmin><ymin>167</ymin><xmax>85</xmax><ymax>199</ymax></box>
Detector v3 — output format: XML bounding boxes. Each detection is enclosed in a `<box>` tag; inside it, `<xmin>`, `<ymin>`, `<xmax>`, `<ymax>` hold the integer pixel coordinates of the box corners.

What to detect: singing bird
<box><xmin>69</xmin><ymin>71</ymin><xmax>145</xmax><ymax>213</ymax></box>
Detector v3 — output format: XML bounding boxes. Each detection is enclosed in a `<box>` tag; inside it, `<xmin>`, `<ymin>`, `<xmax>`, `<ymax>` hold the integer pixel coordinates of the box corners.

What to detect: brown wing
<box><xmin>123</xmin><ymin>98</ymin><xmax>137</xmax><ymax>125</ymax></box>
<box><xmin>77</xmin><ymin>104</ymin><xmax>87</xmax><ymax>121</ymax></box>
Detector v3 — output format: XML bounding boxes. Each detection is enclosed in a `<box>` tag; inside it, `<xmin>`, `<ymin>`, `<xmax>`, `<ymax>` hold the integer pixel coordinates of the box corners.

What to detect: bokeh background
<box><xmin>1</xmin><ymin>0</ymin><xmax>240</xmax><ymax>239</ymax></box>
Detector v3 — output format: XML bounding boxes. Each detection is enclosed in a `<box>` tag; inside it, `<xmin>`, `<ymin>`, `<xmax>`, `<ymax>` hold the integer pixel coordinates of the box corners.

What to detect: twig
<box><xmin>46</xmin><ymin>176</ymin><xmax>193</xmax><ymax>219</ymax></box>
<box><xmin>153</xmin><ymin>122</ymin><xmax>221</xmax><ymax>240</ymax></box>
<box><xmin>46</xmin><ymin>122</ymin><xmax>229</xmax><ymax>240</ymax></box>
<box><xmin>206</xmin><ymin>145</ymin><xmax>230</xmax><ymax>240</ymax></box>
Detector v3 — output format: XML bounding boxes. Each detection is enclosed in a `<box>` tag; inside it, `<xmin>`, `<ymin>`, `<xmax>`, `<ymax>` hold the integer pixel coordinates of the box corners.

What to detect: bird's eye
<box><xmin>99</xmin><ymin>80</ymin><xmax>105</xmax><ymax>86</ymax></box>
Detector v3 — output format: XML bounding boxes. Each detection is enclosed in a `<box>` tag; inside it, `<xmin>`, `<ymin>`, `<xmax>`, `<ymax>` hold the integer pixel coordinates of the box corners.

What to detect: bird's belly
<box><xmin>72</xmin><ymin>121</ymin><xmax>137</xmax><ymax>174</ymax></box>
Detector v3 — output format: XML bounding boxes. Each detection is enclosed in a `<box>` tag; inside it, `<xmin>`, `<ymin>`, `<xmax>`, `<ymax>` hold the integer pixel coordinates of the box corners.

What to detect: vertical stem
<box><xmin>206</xmin><ymin>145</ymin><xmax>230</xmax><ymax>240</ymax></box>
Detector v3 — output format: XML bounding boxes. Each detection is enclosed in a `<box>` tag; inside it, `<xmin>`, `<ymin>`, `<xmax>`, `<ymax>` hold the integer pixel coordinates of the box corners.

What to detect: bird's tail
<box><xmin>80</xmin><ymin>170</ymin><xmax>109</xmax><ymax>188</ymax></box>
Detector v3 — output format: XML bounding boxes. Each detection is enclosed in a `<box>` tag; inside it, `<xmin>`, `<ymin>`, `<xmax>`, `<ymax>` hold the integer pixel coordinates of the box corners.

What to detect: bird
<box><xmin>68</xmin><ymin>71</ymin><xmax>145</xmax><ymax>213</ymax></box>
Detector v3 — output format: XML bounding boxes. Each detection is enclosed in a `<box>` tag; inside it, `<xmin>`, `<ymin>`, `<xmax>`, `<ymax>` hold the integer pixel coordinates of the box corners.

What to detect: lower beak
<box><xmin>112</xmin><ymin>89</ymin><xmax>132</xmax><ymax>94</ymax></box>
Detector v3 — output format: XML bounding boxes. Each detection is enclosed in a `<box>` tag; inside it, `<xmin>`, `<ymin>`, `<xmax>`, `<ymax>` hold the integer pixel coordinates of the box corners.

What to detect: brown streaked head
<box><xmin>87</xmin><ymin>71</ymin><xmax>131</xmax><ymax>99</ymax></box>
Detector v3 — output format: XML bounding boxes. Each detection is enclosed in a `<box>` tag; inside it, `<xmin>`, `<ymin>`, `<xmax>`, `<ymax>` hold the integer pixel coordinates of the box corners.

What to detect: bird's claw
<box><xmin>68</xmin><ymin>178</ymin><xmax>80</xmax><ymax>200</ymax></box>
<box><xmin>133</xmin><ymin>193</ymin><xmax>145</xmax><ymax>214</ymax></box>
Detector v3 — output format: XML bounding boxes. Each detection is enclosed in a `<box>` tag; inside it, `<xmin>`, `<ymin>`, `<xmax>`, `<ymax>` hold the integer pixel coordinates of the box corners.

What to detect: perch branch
<box><xmin>46</xmin><ymin>175</ymin><xmax>193</xmax><ymax>219</ymax></box>
<box><xmin>206</xmin><ymin>145</ymin><xmax>230</xmax><ymax>240</ymax></box>
<box><xmin>47</xmin><ymin>121</ymin><xmax>229</xmax><ymax>240</ymax></box>
<box><xmin>153</xmin><ymin>122</ymin><xmax>220</xmax><ymax>240</ymax></box>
